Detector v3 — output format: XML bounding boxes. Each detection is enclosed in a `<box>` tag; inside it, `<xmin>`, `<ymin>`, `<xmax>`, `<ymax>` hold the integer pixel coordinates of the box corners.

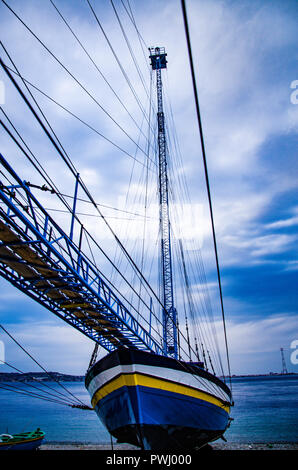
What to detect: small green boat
<box><xmin>0</xmin><ymin>428</ymin><xmax>45</xmax><ymax>450</ymax></box>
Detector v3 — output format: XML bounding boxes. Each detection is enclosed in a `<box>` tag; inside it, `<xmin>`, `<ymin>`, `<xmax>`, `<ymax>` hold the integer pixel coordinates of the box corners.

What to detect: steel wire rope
<box><xmin>173</xmin><ymin>237</ymin><xmax>206</xmax><ymax>364</ymax></box>
<box><xmin>174</xmin><ymin>240</ymin><xmax>205</xmax><ymax>361</ymax></box>
<box><xmin>174</xmin><ymin>233</ymin><xmax>222</xmax><ymax>375</ymax></box>
<box><xmin>183</xmin><ymin>243</ymin><xmax>225</xmax><ymax>376</ymax></box>
<box><xmin>165</xmin><ymin>122</ymin><xmax>224</xmax><ymax>376</ymax></box>
<box><xmin>0</xmin><ymin>72</ymin><xmax>211</xmax><ymax>368</ymax></box>
<box><xmin>0</xmin><ymin>115</ymin><xmax>165</xmax><ymax>345</ymax></box>
<box><xmin>151</xmin><ymin>85</ymin><xmax>216</xmax><ymax>365</ymax></box>
<box><xmin>0</xmin><ymin>108</ymin><xmax>156</xmax><ymax>327</ymax></box>
<box><xmin>119</xmin><ymin>0</ymin><xmax>159</xmax><ymax>121</ymax></box>
<box><xmin>162</xmin><ymin>141</ymin><xmax>224</xmax><ymax>375</ymax></box>
<box><xmin>85</xmin><ymin>0</ymin><xmax>153</xmax><ymax>134</ymax></box>
<box><xmin>48</xmin><ymin>0</ymin><xmax>154</xmax><ymax>156</ymax></box>
<box><xmin>0</xmin><ymin>61</ymin><xmax>154</xmax><ymax>171</ymax></box>
<box><xmin>139</xmin><ymin>85</ymin><xmax>205</xmax><ymax>360</ymax></box>
<box><xmin>102</xmin><ymin>113</ymin><xmax>158</xmax><ymax>340</ymax></box>
<box><xmin>170</xmin><ymin>183</ymin><xmax>225</xmax><ymax>376</ymax></box>
<box><xmin>1</xmin><ymin>3</ymin><xmax>199</xmax><ymax>359</ymax></box>
<box><xmin>165</xmin><ymin>151</ymin><xmax>224</xmax><ymax>374</ymax></box>
<box><xmin>57</xmin><ymin>193</ymin><xmax>156</xmax><ymax>220</ymax></box>
<box><xmin>181</xmin><ymin>0</ymin><xmax>232</xmax><ymax>390</ymax></box>
<box><xmin>42</xmin><ymin>208</ymin><xmax>141</xmax><ymax>221</ymax></box>
<box><xmin>116</xmin><ymin>112</ymin><xmax>159</xmax><ymax>334</ymax></box>
<box><xmin>0</xmin><ymin>324</ymin><xmax>87</xmax><ymax>406</ymax></box>
<box><xmin>166</xmin><ymin>135</ymin><xmax>221</xmax><ymax>374</ymax></box>
<box><xmin>0</xmin><ymin>62</ymin><xmax>165</xmax><ymax>348</ymax></box>
<box><xmin>166</xmin><ymin>254</ymin><xmax>231</xmax><ymax>396</ymax></box>
<box><xmin>179</xmin><ymin>277</ymin><xmax>192</xmax><ymax>360</ymax></box>
<box><xmin>0</xmin><ymin>1</ymin><xmax>155</xmax><ymax>168</ymax></box>
<box><xmin>120</xmin><ymin>0</ymin><xmax>150</xmax><ymax>70</ymax></box>
<box><xmin>109</xmin><ymin>0</ymin><xmax>150</xmax><ymax>104</ymax></box>
<box><xmin>137</xmin><ymin>66</ymin><xmax>154</xmax><ymax>318</ymax></box>
<box><xmin>0</xmin><ymin>383</ymin><xmax>79</xmax><ymax>407</ymax></box>
<box><xmin>0</xmin><ymin>60</ymin><xmax>173</xmax><ymax>335</ymax></box>
<box><xmin>101</xmin><ymin>16</ymin><xmax>156</xmax><ymax>296</ymax></box>
<box><xmin>0</xmin><ymin>360</ymin><xmax>81</xmax><ymax>406</ymax></box>
<box><xmin>0</xmin><ymin>41</ymin><xmax>75</xmax><ymax>175</ymax></box>
<box><xmin>117</xmin><ymin>71</ymin><xmax>153</xmax><ymax>322</ymax></box>
<box><xmin>162</xmin><ymin>71</ymin><xmax>225</xmax><ymax>376</ymax></box>
<box><xmin>108</xmin><ymin>98</ymin><xmax>151</xmax><ymax>289</ymax></box>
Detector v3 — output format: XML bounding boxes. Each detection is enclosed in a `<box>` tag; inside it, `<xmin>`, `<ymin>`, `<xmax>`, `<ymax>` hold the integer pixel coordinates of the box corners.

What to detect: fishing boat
<box><xmin>0</xmin><ymin>3</ymin><xmax>233</xmax><ymax>452</ymax></box>
<box><xmin>0</xmin><ymin>428</ymin><xmax>45</xmax><ymax>451</ymax></box>
<box><xmin>86</xmin><ymin>349</ymin><xmax>231</xmax><ymax>450</ymax></box>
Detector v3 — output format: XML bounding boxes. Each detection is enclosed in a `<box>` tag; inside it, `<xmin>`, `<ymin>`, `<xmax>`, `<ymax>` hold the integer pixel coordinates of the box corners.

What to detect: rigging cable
<box><xmin>165</xmin><ymin>113</ymin><xmax>225</xmax><ymax>376</ymax></box>
<box><xmin>0</xmin><ymin>60</ymin><xmax>183</xmax><ymax>351</ymax></box>
<box><xmin>0</xmin><ymin>359</ymin><xmax>84</xmax><ymax>406</ymax></box>
<box><xmin>1</xmin><ymin>0</ymin><xmax>154</xmax><ymax>167</ymax></box>
<box><xmin>0</xmin><ymin>109</ymin><xmax>165</xmax><ymax>346</ymax></box>
<box><xmin>0</xmin><ymin>383</ymin><xmax>79</xmax><ymax>408</ymax></box>
<box><xmin>160</xmin><ymin>34</ymin><xmax>225</xmax><ymax>375</ymax></box>
<box><xmin>0</xmin><ymin>41</ymin><xmax>72</xmax><ymax>170</ymax></box>
<box><xmin>85</xmin><ymin>0</ymin><xmax>152</xmax><ymax>131</ymax></box>
<box><xmin>0</xmin><ymin>66</ymin><xmax>213</xmax><ymax>367</ymax></box>
<box><xmin>0</xmin><ymin>60</ymin><xmax>152</xmax><ymax>171</ymax></box>
<box><xmin>0</xmin><ymin>61</ymin><xmax>162</xmax><ymax>318</ymax></box>
<box><xmin>109</xmin><ymin>0</ymin><xmax>150</xmax><ymax>103</ymax></box>
<box><xmin>48</xmin><ymin>0</ymin><xmax>153</xmax><ymax>154</ymax></box>
<box><xmin>120</xmin><ymin>0</ymin><xmax>149</xmax><ymax>61</ymax></box>
<box><xmin>0</xmin><ymin>324</ymin><xmax>88</xmax><ymax>407</ymax></box>
<box><xmin>0</xmin><ymin>2</ymin><xmax>205</xmax><ymax>362</ymax></box>
<box><xmin>181</xmin><ymin>0</ymin><xmax>232</xmax><ymax>390</ymax></box>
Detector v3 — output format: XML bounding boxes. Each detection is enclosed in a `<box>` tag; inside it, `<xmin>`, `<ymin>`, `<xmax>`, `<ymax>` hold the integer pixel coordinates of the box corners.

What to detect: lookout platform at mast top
<box><xmin>149</xmin><ymin>47</ymin><xmax>167</xmax><ymax>70</ymax></box>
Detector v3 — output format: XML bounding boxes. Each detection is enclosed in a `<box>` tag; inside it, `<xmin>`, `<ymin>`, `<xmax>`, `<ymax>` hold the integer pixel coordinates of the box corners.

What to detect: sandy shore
<box><xmin>40</xmin><ymin>442</ymin><xmax>298</xmax><ymax>451</ymax></box>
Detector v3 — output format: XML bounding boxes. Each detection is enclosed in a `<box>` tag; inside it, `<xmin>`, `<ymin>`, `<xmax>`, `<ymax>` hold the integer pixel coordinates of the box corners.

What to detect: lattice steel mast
<box><xmin>149</xmin><ymin>47</ymin><xmax>178</xmax><ymax>358</ymax></box>
<box><xmin>280</xmin><ymin>348</ymin><xmax>288</xmax><ymax>374</ymax></box>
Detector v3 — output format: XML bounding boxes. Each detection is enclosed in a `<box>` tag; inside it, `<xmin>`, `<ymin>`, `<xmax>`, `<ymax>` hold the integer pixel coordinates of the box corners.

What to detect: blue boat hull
<box><xmin>96</xmin><ymin>384</ymin><xmax>229</xmax><ymax>449</ymax></box>
<box><xmin>86</xmin><ymin>349</ymin><xmax>232</xmax><ymax>450</ymax></box>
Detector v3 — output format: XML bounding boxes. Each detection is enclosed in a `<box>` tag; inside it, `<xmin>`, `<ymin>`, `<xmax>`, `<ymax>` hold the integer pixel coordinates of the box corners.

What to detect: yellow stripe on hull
<box><xmin>91</xmin><ymin>373</ymin><xmax>230</xmax><ymax>413</ymax></box>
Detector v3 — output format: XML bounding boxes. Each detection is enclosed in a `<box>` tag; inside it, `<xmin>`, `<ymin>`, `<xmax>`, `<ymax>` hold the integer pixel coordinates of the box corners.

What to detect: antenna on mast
<box><xmin>149</xmin><ymin>47</ymin><xmax>178</xmax><ymax>358</ymax></box>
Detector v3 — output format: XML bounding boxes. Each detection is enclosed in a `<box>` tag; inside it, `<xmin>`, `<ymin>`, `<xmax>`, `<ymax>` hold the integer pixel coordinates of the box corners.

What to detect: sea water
<box><xmin>0</xmin><ymin>375</ymin><xmax>297</xmax><ymax>443</ymax></box>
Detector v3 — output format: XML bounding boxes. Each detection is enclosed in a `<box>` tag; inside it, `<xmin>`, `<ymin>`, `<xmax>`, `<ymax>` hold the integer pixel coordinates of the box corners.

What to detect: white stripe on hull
<box><xmin>87</xmin><ymin>363</ymin><xmax>230</xmax><ymax>403</ymax></box>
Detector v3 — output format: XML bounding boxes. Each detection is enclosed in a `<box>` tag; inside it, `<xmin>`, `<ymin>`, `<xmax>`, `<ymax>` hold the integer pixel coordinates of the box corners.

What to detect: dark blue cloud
<box><xmin>223</xmin><ymin>263</ymin><xmax>297</xmax><ymax>318</ymax></box>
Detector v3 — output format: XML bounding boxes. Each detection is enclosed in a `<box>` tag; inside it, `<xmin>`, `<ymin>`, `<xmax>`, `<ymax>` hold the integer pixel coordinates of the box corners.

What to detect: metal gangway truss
<box><xmin>0</xmin><ymin>153</ymin><xmax>163</xmax><ymax>355</ymax></box>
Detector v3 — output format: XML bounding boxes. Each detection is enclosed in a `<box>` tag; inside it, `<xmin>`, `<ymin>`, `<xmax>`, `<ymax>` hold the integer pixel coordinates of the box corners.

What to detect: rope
<box><xmin>181</xmin><ymin>0</ymin><xmax>232</xmax><ymax>391</ymax></box>
<box><xmin>0</xmin><ymin>60</ymin><xmax>152</xmax><ymax>170</ymax></box>
<box><xmin>0</xmin><ymin>1</ymin><xmax>153</xmax><ymax>166</ymax></box>
<box><xmin>0</xmin><ymin>324</ymin><xmax>87</xmax><ymax>407</ymax></box>
<box><xmin>0</xmin><ymin>360</ymin><xmax>81</xmax><ymax>406</ymax></box>
<box><xmin>49</xmin><ymin>0</ymin><xmax>153</xmax><ymax>152</ymax></box>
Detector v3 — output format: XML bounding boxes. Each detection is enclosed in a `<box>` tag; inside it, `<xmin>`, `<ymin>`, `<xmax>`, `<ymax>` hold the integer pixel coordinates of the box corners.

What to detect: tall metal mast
<box><xmin>149</xmin><ymin>47</ymin><xmax>178</xmax><ymax>358</ymax></box>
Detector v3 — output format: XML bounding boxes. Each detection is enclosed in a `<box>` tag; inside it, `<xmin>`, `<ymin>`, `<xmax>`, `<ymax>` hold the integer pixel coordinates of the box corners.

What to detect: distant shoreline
<box><xmin>0</xmin><ymin>372</ymin><xmax>84</xmax><ymax>382</ymax></box>
<box><xmin>0</xmin><ymin>371</ymin><xmax>297</xmax><ymax>382</ymax></box>
<box><xmin>229</xmin><ymin>373</ymin><xmax>298</xmax><ymax>378</ymax></box>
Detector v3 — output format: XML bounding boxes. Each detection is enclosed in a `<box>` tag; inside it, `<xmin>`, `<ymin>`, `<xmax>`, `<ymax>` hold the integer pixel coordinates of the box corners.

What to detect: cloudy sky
<box><xmin>0</xmin><ymin>0</ymin><xmax>297</xmax><ymax>376</ymax></box>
